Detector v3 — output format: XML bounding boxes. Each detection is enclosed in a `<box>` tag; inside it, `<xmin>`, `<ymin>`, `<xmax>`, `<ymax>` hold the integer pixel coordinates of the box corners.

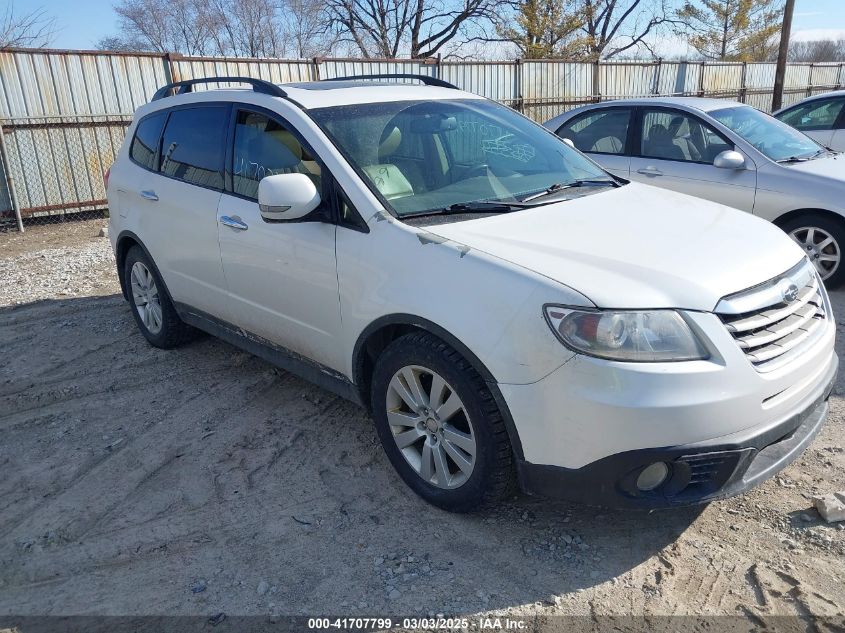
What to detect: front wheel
<box><xmin>780</xmin><ymin>214</ymin><xmax>845</xmax><ymax>287</ymax></box>
<box><xmin>370</xmin><ymin>332</ymin><xmax>515</xmax><ymax>512</ymax></box>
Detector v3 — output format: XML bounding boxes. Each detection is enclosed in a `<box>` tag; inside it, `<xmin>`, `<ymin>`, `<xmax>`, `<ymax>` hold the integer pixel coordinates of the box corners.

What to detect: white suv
<box><xmin>107</xmin><ymin>75</ymin><xmax>837</xmax><ymax>512</ymax></box>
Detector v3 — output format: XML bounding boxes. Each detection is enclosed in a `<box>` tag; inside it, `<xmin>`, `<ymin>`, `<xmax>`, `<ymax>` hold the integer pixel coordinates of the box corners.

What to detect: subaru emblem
<box><xmin>782</xmin><ymin>283</ymin><xmax>799</xmax><ymax>303</ymax></box>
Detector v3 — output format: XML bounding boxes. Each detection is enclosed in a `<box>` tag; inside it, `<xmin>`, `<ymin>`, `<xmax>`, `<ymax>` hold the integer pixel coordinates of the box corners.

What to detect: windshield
<box><xmin>709</xmin><ymin>106</ymin><xmax>822</xmax><ymax>162</ymax></box>
<box><xmin>309</xmin><ymin>99</ymin><xmax>614</xmax><ymax>217</ymax></box>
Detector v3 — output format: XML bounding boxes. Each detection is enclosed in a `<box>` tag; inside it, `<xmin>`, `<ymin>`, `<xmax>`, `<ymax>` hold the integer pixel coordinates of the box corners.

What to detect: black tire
<box><xmin>124</xmin><ymin>245</ymin><xmax>196</xmax><ymax>348</ymax></box>
<box><xmin>370</xmin><ymin>331</ymin><xmax>515</xmax><ymax>512</ymax></box>
<box><xmin>779</xmin><ymin>213</ymin><xmax>845</xmax><ymax>288</ymax></box>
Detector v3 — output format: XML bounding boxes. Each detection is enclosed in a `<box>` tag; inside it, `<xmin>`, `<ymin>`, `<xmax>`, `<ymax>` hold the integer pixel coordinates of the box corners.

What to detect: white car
<box><xmin>106</xmin><ymin>75</ymin><xmax>837</xmax><ymax>512</ymax></box>
<box><xmin>545</xmin><ymin>98</ymin><xmax>845</xmax><ymax>286</ymax></box>
<box><xmin>774</xmin><ymin>90</ymin><xmax>845</xmax><ymax>152</ymax></box>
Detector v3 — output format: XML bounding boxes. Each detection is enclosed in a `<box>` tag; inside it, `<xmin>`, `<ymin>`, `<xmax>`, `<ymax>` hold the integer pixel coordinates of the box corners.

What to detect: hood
<box><xmin>782</xmin><ymin>152</ymin><xmax>845</xmax><ymax>179</ymax></box>
<box><xmin>420</xmin><ymin>183</ymin><xmax>804</xmax><ymax>311</ymax></box>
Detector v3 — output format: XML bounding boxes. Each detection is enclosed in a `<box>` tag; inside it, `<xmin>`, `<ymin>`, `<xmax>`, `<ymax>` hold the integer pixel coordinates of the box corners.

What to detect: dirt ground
<box><xmin>1</xmin><ymin>219</ymin><xmax>844</xmax><ymax>623</ymax></box>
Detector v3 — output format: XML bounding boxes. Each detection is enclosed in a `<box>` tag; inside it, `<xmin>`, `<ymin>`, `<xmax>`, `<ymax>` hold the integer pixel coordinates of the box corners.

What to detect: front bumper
<box><xmin>517</xmin><ymin>360</ymin><xmax>836</xmax><ymax>509</ymax></box>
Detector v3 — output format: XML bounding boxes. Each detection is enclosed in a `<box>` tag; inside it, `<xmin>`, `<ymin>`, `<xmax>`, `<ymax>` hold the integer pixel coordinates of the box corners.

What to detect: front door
<box><xmin>629</xmin><ymin>107</ymin><xmax>757</xmax><ymax>212</ymax></box>
<box><xmin>216</xmin><ymin>107</ymin><xmax>343</xmax><ymax>371</ymax></box>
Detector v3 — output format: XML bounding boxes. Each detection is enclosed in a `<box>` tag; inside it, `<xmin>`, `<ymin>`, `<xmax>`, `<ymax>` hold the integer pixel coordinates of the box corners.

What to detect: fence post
<box><xmin>838</xmin><ymin>63</ymin><xmax>844</xmax><ymax>90</ymax></box>
<box><xmin>0</xmin><ymin>123</ymin><xmax>24</xmax><ymax>233</ymax></box>
<box><xmin>593</xmin><ymin>59</ymin><xmax>601</xmax><ymax>102</ymax></box>
<box><xmin>515</xmin><ymin>58</ymin><xmax>524</xmax><ymax>114</ymax></box>
<box><xmin>652</xmin><ymin>58</ymin><xmax>662</xmax><ymax>95</ymax></box>
<box><xmin>163</xmin><ymin>52</ymin><xmax>178</xmax><ymax>85</ymax></box>
<box><xmin>697</xmin><ymin>61</ymin><xmax>706</xmax><ymax>97</ymax></box>
<box><xmin>739</xmin><ymin>62</ymin><xmax>747</xmax><ymax>103</ymax></box>
<box><xmin>313</xmin><ymin>57</ymin><xmax>322</xmax><ymax>80</ymax></box>
<box><xmin>807</xmin><ymin>63</ymin><xmax>814</xmax><ymax>97</ymax></box>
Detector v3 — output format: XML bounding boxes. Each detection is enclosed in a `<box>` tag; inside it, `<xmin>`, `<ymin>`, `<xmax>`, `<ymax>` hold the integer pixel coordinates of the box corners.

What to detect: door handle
<box><xmin>636</xmin><ymin>167</ymin><xmax>663</xmax><ymax>176</ymax></box>
<box><xmin>139</xmin><ymin>190</ymin><xmax>158</xmax><ymax>201</ymax></box>
<box><xmin>219</xmin><ymin>215</ymin><xmax>249</xmax><ymax>231</ymax></box>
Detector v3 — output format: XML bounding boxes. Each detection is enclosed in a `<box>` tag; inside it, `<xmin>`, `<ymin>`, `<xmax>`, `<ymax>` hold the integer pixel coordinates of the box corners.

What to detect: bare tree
<box><xmin>0</xmin><ymin>2</ymin><xmax>55</xmax><ymax>48</ymax></box>
<box><xmin>280</xmin><ymin>0</ymin><xmax>337</xmax><ymax>58</ymax></box>
<box><xmin>112</xmin><ymin>0</ymin><xmax>218</xmax><ymax>55</ymax></box>
<box><xmin>787</xmin><ymin>38</ymin><xmax>845</xmax><ymax>63</ymax></box>
<box><xmin>326</xmin><ymin>0</ymin><xmax>497</xmax><ymax>58</ymax></box>
<box><xmin>578</xmin><ymin>0</ymin><xmax>676</xmax><ymax>60</ymax></box>
<box><xmin>207</xmin><ymin>0</ymin><xmax>285</xmax><ymax>58</ymax></box>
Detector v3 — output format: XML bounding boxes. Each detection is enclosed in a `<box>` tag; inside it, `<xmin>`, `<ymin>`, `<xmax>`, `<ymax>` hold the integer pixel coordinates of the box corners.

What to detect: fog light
<box><xmin>636</xmin><ymin>462</ymin><xmax>669</xmax><ymax>491</ymax></box>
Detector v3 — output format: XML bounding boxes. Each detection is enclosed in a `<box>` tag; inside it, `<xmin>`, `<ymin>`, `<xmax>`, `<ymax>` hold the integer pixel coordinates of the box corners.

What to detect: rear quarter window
<box><xmin>160</xmin><ymin>106</ymin><xmax>229</xmax><ymax>190</ymax></box>
<box><xmin>129</xmin><ymin>112</ymin><xmax>167</xmax><ymax>170</ymax></box>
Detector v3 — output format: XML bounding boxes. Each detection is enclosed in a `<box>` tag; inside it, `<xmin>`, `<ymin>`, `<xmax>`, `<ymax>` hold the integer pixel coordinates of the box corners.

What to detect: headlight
<box><xmin>543</xmin><ymin>306</ymin><xmax>709</xmax><ymax>362</ymax></box>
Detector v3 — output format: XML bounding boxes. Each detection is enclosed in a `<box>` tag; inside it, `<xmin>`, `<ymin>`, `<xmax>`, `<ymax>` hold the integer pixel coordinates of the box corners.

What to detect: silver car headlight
<box><xmin>543</xmin><ymin>306</ymin><xmax>709</xmax><ymax>362</ymax></box>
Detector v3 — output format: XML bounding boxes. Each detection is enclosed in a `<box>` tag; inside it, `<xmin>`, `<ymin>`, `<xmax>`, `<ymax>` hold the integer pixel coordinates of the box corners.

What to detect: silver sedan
<box><xmin>545</xmin><ymin>98</ymin><xmax>845</xmax><ymax>285</ymax></box>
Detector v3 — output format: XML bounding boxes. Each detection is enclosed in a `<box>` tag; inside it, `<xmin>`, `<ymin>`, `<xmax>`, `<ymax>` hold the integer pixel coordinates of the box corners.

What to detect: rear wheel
<box><xmin>124</xmin><ymin>245</ymin><xmax>196</xmax><ymax>348</ymax></box>
<box><xmin>780</xmin><ymin>214</ymin><xmax>845</xmax><ymax>287</ymax></box>
<box><xmin>370</xmin><ymin>332</ymin><xmax>515</xmax><ymax>512</ymax></box>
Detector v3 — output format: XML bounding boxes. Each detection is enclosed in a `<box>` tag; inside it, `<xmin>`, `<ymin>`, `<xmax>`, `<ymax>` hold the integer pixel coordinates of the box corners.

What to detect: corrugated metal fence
<box><xmin>1</xmin><ymin>47</ymin><xmax>843</xmax><ymax>229</ymax></box>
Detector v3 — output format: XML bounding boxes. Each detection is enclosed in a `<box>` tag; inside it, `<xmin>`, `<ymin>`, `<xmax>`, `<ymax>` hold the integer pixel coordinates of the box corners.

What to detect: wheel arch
<box><xmin>115</xmin><ymin>231</ymin><xmax>174</xmax><ymax>306</ymax></box>
<box><xmin>772</xmin><ymin>208</ymin><xmax>845</xmax><ymax>231</ymax></box>
<box><xmin>352</xmin><ymin>314</ymin><xmax>525</xmax><ymax>461</ymax></box>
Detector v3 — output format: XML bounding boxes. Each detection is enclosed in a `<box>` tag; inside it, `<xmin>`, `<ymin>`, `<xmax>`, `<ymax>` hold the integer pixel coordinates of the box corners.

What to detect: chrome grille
<box><xmin>715</xmin><ymin>259</ymin><xmax>827</xmax><ymax>371</ymax></box>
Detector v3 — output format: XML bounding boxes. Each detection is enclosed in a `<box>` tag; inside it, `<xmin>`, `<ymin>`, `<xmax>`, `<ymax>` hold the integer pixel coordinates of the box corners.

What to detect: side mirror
<box><xmin>713</xmin><ymin>150</ymin><xmax>745</xmax><ymax>170</ymax></box>
<box><xmin>258</xmin><ymin>173</ymin><xmax>321</xmax><ymax>221</ymax></box>
<box><xmin>562</xmin><ymin>137</ymin><xmax>576</xmax><ymax>148</ymax></box>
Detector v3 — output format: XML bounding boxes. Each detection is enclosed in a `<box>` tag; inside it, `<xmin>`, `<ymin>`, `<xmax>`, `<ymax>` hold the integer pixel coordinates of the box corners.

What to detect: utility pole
<box><xmin>772</xmin><ymin>0</ymin><xmax>796</xmax><ymax>112</ymax></box>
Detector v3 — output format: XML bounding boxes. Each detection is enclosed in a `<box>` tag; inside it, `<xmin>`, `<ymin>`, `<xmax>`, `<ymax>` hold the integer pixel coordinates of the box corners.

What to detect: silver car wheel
<box><xmin>789</xmin><ymin>226</ymin><xmax>841</xmax><ymax>280</ymax></box>
<box><xmin>130</xmin><ymin>261</ymin><xmax>163</xmax><ymax>334</ymax></box>
<box><xmin>385</xmin><ymin>365</ymin><xmax>477</xmax><ymax>489</ymax></box>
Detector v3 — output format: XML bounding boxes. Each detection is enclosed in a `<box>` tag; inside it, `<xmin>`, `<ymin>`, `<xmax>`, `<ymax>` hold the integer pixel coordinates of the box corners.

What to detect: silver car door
<box><xmin>628</xmin><ymin>107</ymin><xmax>756</xmax><ymax>212</ymax></box>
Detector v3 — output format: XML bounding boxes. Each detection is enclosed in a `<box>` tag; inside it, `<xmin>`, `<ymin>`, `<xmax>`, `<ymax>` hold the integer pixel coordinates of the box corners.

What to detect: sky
<box><xmin>25</xmin><ymin>0</ymin><xmax>845</xmax><ymax>54</ymax></box>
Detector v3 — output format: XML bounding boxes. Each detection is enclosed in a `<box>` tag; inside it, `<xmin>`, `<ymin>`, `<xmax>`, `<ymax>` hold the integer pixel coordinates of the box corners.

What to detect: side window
<box><xmin>335</xmin><ymin>184</ymin><xmax>367</xmax><ymax>231</ymax></box>
<box><xmin>129</xmin><ymin>112</ymin><xmax>167</xmax><ymax>171</ymax></box>
<box><xmin>640</xmin><ymin>110</ymin><xmax>732</xmax><ymax>163</ymax></box>
<box><xmin>160</xmin><ymin>106</ymin><xmax>228</xmax><ymax>190</ymax></box>
<box><xmin>557</xmin><ymin>109</ymin><xmax>631</xmax><ymax>155</ymax></box>
<box><xmin>778</xmin><ymin>99</ymin><xmax>845</xmax><ymax>131</ymax></box>
<box><xmin>232</xmin><ymin>110</ymin><xmax>322</xmax><ymax>200</ymax></box>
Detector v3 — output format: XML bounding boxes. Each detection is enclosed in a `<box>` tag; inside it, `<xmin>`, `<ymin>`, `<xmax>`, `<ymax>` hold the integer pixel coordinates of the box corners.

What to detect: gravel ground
<box><xmin>1</xmin><ymin>219</ymin><xmax>844</xmax><ymax>623</ymax></box>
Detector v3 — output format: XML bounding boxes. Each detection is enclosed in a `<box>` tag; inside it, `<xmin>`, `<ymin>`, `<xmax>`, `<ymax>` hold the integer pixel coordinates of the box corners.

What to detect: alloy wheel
<box><xmin>385</xmin><ymin>365</ymin><xmax>477</xmax><ymax>489</ymax></box>
<box><xmin>789</xmin><ymin>226</ymin><xmax>840</xmax><ymax>280</ymax></box>
<box><xmin>130</xmin><ymin>261</ymin><xmax>163</xmax><ymax>334</ymax></box>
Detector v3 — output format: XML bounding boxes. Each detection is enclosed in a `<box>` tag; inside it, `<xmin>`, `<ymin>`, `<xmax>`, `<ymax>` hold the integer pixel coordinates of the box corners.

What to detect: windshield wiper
<box><xmin>403</xmin><ymin>200</ymin><xmax>532</xmax><ymax>218</ymax></box>
<box><xmin>778</xmin><ymin>148</ymin><xmax>826</xmax><ymax>163</ymax></box>
<box><xmin>520</xmin><ymin>179</ymin><xmax>618</xmax><ymax>202</ymax></box>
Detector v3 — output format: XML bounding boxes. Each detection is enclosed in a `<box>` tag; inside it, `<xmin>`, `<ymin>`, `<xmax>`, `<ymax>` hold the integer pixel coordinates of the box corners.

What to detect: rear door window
<box><xmin>129</xmin><ymin>112</ymin><xmax>167</xmax><ymax>171</ymax></box>
<box><xmin>160</xmin><ymin>106</ymin><xmax>229</xmax><ymax>190</ymax></box>
<box><xmin>557</xmin><ymin>109</ymin><xmax>632</xmax><ymax>155</ymax></box>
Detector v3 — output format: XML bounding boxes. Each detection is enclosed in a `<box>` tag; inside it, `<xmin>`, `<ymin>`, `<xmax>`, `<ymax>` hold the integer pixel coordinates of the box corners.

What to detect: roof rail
<box><xmin>323</xmin><ymin>73</ymin><xmax>459</xmax><ymax>90</ymax></box>
<box><xmin>151</xmin><ymin>76</ymin><xmax>287</xmax><ymax>101</ymax></box>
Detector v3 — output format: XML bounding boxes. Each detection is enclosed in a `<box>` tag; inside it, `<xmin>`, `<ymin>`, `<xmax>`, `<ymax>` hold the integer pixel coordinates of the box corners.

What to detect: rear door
<box><xmin>123</xmin><ymin>104</ymin><xmax>232</xmax><ymax>315</ymax></box>
<box><xmin>553</xmin><ymin>107</ymin><xmax>633</xmax><ymax>178</ymax></box>
<box><xmin>628</xmin><ymin>107</ymin><xmax>756</xmax><ymax>212</ymax></box>
<box><xmin>775</xmin><ymin>96</ymin><xmax>845</xmax><ymax>149</ymax></box>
